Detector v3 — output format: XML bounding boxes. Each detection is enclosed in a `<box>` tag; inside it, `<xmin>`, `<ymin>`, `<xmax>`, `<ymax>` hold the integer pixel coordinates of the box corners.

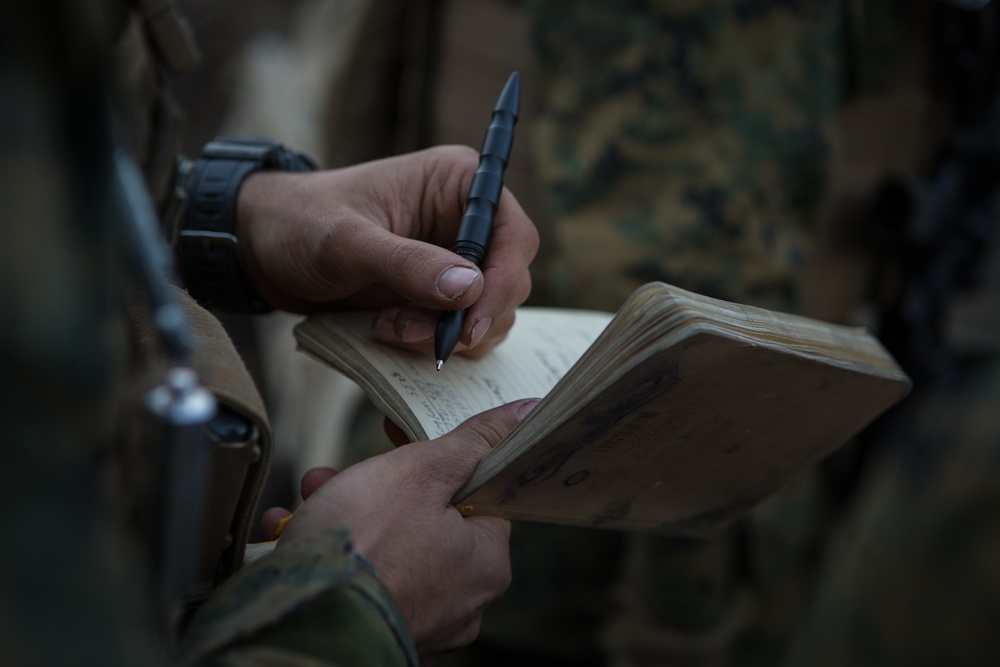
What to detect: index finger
<box><xmin>461</xmin><ymin>187</ymin><xmax>538</xmax><ymax>347</ymax></box>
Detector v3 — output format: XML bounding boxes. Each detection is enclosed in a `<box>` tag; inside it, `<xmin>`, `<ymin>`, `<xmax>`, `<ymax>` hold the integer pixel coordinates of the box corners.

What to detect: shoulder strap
<box><xmin>134</xmin><ymin>0</ymin><xmax>202</xmax><ymax>75</ymax></box>
<box><xmin>125</xmin><ymin>286</ymin><xmax>272</xmax><ymax>603</ymax></box>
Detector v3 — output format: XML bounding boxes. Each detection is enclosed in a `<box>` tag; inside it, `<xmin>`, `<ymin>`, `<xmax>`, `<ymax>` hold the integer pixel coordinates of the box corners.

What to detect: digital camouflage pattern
<box><xmin>0</xmin><ymin>1</ymin><xmax>417</xmax><ymax>664</ymax></box>
<box><xmin>455</xmin><ymin>1</ymin><xmax>1000</xmax><ymax>667</ymax></box>
<box><xmin>526</xmin><ymin>0</ymin><xmax>844</xmax><ymax>314</ymax></box>
<box><xmin>441</xmin><ymin>2</ymin><xmax>936</xmax><ymax>667</ymax></box>
<box><xmin>461</xmin><ymin>2</ymin><xmax>844</xmax><ymax>666</ymax></box>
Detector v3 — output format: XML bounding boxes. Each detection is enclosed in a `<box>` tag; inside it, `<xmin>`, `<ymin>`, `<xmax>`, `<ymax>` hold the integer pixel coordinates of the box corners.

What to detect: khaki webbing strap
<box><xmin>176</xmin><ymin>291</ymin><xmax>273</xmax><ymax>577</ymax></box>
<box><xmin>126</xmin><ymin>286</ymin><xmax>272</xmax><ymax>583</ymax></box>
<box><xmin>135</xmin><ymin>0</ymin><xmax>202</xmax><ymax>75</ymax></box>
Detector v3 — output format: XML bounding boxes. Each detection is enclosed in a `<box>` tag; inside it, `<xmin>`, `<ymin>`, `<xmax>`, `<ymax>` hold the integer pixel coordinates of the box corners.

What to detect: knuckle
<box><xmin>434</xmin><ymin>144</ymin><xmax>479</xmax><ymax>166</ymax></box>
<box><xmin>424</xmin><ymin>144</ymin><xmax>480</xmax><ymax>177</ymax></box>
<box><xmin>409</xmin><ymin>441</ymin><xmax>478</xmax><ymax>489</ymax></box>
<box><xmin>386</xmin><ymin>242</ymin><xmax>427</xmax><ymax>281</ymax></box>
<box><xmin>463</xmin><ymin>413</ymin><xmax>515</xmax><ymax>449</ymax></box>
<box><xmin>522</xmin><ymin>215</ymin><xmax>541</xmax><ymax>253</ymax></box>
<box><xmin>425</xmin><ymin>449</ymin><xmax>463</xmax><ymax>486</ymax></box>
<box><xmin>316</xmin><ymin>216</ymin><xmax>363</xmax><ymax>262</ymax></box>
<box><xmin>493</xmin><ymin>555</ymin><xmax>513</xmax><ymax>594</ymax></box>
<box><xmin>452</xmin><ymin>617</ymin><xmax>483</xmax><ymax>650</ymax></box>
<box><xmin>299</xmin><ymin>218</ymin><xmax>368</xmax><ymax>293</ymax></box>
<box><xmin>515</xmin><ymin>273</ymin><xmax>533</xmax><ymax>305</ymax></box>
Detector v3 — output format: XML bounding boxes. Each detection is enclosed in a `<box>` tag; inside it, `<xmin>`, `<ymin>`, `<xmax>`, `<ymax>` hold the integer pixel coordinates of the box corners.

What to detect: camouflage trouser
<box><xmin>784</xmin><ymin>358</ymin><xmax>1000</xmax><ymax>667</ymax></box>
<box><xmin>603</xmin><ymin>471</ymin><xmax>824</xmax><ymax>667</ymax></box>
<box><xmin>435</xmin><ymin>469</ymin><xmax>825</xmax><ymax>667</ymax></box>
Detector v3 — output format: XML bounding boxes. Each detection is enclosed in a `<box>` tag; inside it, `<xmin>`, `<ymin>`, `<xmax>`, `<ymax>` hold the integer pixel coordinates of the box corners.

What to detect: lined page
<box><xmin>297</xmin><ymin>308</ymin><xmax>613</xmax><ymax>439</ymax></box>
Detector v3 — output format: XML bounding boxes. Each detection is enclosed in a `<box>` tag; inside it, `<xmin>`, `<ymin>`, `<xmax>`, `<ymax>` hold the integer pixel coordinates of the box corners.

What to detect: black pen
<box><xmin>434</xmin><ymin>71</ymin><xmax>520</xmax><ymax>370</ymax></box>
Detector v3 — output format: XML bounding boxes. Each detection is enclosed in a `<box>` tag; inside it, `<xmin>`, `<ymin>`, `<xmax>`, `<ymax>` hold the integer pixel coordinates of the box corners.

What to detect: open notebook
<box><xmin>295</xmin><ymin>282</ymin><xmax>910</xmax><ymax>536</ymax></box>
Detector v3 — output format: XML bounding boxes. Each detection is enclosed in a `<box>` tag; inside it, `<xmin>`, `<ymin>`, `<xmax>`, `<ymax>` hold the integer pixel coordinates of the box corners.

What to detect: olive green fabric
<box><xmin>447</xmin><ymin>3</ymin><xmax>844</xmax><ymax>666</ymax></box>
<box><xmin>182</xmin><ymin>528</ymin><xmax>416</xmax><ymax>667</ymax></box>
<box><xmin>527</xmin><ymin>0</ymin><xmax>845</xmax><ymax>314</ymax></box>
<box><xmin>0</xmin><ymin>1</ymin><xmax>419</xmax><ymax>664</ymax></box>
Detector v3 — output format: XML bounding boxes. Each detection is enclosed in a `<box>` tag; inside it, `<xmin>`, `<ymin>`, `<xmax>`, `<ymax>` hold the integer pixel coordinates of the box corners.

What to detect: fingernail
<box><xmin>516</xmin><ymin>398</ymin><xmax>541</xmax><ymax>421</ymax></box>
<box><xmin>469</xmin><ymin>317</ymin><xmax>493</xmax><ymax>348</ymax></box>
<box><xmin>400</xmin><ymin>318</ymin><xmax>434</xmax><ymax>343</ymax></box>
<box><xmin>438</xmin><ymin>266</ymin><xmax>480</xmax><ymax>300</ymax></box>
<box><xmin>372</xmin><ymin>309</ymin><xmax>399</xmax><ymax>341</ymax></box>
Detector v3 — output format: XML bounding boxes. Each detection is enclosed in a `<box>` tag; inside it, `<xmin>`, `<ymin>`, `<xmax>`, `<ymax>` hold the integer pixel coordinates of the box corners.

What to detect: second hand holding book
<box><xmin>294</xmin><ymin>282</ymin><xmax>911</xmax><ymax>536</ymax></box>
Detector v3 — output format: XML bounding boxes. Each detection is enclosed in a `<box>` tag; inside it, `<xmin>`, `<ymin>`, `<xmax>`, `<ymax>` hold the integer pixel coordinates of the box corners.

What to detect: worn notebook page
<box><xmin>295</xmin><ymin>308</ymin><xmax>613</xmax><ymax>440</ymax></box>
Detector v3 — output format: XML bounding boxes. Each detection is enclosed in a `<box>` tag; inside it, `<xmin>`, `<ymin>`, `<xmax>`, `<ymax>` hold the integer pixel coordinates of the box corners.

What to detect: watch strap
<box><xmin>180</xmin><ymin>137</ymin><xmax>316</xmax><ymax>313</ymax></box>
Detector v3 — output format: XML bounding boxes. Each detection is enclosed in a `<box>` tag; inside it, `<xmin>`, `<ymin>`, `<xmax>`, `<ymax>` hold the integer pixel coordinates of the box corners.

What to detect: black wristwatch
<box><xmin>179</xmin><ymin>136</ymin><xmax>318</xmax><ymax>313</ymax></box>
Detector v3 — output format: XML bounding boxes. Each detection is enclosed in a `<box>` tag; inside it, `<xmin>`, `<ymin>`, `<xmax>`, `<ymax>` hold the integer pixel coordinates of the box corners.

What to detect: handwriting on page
<box><xmin>335</xmin><ymin>309</ymin><xmax>613</xmax><ymax>439</ymax></box>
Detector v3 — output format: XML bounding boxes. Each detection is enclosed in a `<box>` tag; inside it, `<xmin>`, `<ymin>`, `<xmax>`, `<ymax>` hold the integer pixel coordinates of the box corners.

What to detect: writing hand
<box><xmin>235</xmin><ymin>146</ymin><xmax>538</xmax><ymax>357</ymax></box>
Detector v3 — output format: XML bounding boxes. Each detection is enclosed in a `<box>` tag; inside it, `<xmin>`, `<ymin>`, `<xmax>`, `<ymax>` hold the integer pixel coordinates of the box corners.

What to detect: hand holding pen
<box><xmin>434</xmin><ymin>71</ymin><xmax>521</xmax><ymax>369</ymax></box>
<box><xmin>234</xmin><ymin>73</ymin><xmax>535</xmax><ymax>357</ymax></box>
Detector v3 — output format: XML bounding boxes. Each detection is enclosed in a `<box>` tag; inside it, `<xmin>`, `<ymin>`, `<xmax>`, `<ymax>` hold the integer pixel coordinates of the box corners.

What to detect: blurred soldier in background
<box><xmin>520</xmin><ymin>1</ymin><xmax>1000</xmax><ymax>665</ymax></box>
<box><xmin>520</xmin><ymin>2</ymin><xmax>1000</xmax><ymax>666</ymax></box>
<box><xmin>473</xmin><ymin>2</ymin><xmax>839</xmax><ymax>664</ymax></box>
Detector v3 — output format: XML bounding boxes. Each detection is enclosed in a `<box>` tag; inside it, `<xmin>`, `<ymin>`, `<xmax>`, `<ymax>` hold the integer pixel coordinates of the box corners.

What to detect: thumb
<box><xmin>421</xmin><ymin>398</ymin><xmax>540</xmax><ymax>493</ymax></box>
<box><xmin>343</xmin><ymin>226</ymin><xmax>485</xmax><ymax>310</ymax></box>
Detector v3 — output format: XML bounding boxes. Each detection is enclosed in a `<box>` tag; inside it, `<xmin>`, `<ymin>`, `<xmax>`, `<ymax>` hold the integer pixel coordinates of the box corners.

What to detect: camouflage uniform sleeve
<box><xmin>181</xmin><ymin>526</ymin><xmax>418</xmax><ymax>667</ymax></box>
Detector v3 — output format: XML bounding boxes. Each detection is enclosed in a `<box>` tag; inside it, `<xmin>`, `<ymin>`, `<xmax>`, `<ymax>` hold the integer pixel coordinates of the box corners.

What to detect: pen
<box><xmin>434</xmin><ymin>71</ymin><xmax>520</xmax><ymax>370</ymax></box>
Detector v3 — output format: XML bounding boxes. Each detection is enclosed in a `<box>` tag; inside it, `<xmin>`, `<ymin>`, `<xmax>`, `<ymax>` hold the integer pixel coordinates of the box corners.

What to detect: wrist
<box><xmin>177</xmin><ymin>136</ymin><xmax>317</xmax><ymax>313</ymax></box>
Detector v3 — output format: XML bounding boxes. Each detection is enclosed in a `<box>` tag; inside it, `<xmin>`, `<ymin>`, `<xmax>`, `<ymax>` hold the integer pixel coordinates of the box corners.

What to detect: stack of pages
<box><xmin>295</xmin><ymin>282</ymin><xmax>910</xmax><ymax>536</ymax></box>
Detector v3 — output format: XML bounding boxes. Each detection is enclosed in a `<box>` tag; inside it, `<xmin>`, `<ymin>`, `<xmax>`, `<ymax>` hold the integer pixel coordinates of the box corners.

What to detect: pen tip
<box><xmin>436</xmin><ymin>360</ymin><xmax>444</xmax><ymax>371</ymax></box>
<box><xmin>495</xmin><ymin>71</ymin><xmax>521</xmax><ymax>116</ymax></box>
